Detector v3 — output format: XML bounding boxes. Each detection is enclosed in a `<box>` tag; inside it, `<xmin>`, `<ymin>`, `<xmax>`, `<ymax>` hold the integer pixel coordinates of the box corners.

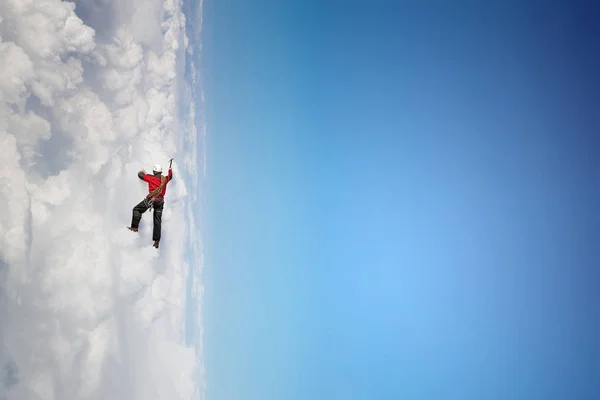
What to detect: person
<box><xmin>127</xmin><ymin>163</ymin><xmax>173</xmax><ymax>248</ymax></box>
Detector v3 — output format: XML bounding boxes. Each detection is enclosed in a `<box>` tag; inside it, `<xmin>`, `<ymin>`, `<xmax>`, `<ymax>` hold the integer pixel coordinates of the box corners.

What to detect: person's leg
<box><xmin>152</xmin><ymin>200</ymin><xmax>164</xmax><ymax>244</ymax></box>
<box><xmin>130</xmin><ymin>199</ymin><xmax>150</xmax><ymax>231</ymax></box>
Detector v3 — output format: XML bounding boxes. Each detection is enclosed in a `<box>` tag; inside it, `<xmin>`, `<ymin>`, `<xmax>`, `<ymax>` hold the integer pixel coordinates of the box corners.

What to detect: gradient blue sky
<box><xmin>202</xmin><ymin>1</ymin><xmax>600</xmax><ymax>399</ymax></box>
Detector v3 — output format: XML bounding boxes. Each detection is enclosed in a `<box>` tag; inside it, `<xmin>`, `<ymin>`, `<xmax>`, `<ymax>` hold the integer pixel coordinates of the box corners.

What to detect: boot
<box><xmin>153</xmin><ymin>240</ymin><xmax>160</xmax><ymax>248</ymax></box>
<box><xmin>127</xmin><ymin>226</ymin><xmax>138</xmax><ymax>232</ymax></box>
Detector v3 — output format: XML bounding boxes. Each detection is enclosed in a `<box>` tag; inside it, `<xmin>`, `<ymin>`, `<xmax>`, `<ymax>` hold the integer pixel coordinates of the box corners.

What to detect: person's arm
<box><xmin>168</xmin><ymin>168</ymin><xmax>173</xmax><ymax>182</ymax></box>
<box><xmin>138</xmin><ymin>169</ymin><xmax>146</xmax><ymax>181</ymax></box>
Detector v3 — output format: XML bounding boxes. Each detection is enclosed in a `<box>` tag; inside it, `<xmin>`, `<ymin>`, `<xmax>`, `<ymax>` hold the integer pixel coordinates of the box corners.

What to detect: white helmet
<box><xmin>152</xmin><ymin>164</ymin><xmax>162</xmax><ymax>174</ymax></box>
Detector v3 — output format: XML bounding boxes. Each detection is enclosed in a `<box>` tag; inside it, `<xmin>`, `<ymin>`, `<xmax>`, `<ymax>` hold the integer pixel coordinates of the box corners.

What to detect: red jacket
<box><xmin>138</xmin><ymin>169</ymin><xmax>173</xmax><ymax>199</ymax></box>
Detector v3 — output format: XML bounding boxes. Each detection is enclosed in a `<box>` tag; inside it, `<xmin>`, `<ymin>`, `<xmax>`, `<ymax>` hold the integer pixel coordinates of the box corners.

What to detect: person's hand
<box><xmin>140</xmin><ymin>169</ymin><xmax>145</xmax><ymax>173</ymax></box>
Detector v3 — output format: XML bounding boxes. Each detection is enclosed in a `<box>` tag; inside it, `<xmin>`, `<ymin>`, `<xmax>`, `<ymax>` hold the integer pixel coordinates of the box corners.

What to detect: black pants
<box><xmin>131</xmin><ymin>198</ymin><xmax>164</xmax><ymax>241</ymax></box>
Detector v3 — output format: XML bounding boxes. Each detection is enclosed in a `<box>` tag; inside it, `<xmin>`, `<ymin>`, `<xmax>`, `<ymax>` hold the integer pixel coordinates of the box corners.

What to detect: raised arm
<box><xmin>168</xmin><ymin>168</ymin><xmax>173</xmax><ymax>181</ymax></box>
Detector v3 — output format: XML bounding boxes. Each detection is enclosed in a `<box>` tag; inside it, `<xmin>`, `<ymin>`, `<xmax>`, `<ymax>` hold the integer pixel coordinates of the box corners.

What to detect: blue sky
<box><xmin>202</xmin><ymin>1</ymin><xmax>600</xmax><ymax>399</ymax></box>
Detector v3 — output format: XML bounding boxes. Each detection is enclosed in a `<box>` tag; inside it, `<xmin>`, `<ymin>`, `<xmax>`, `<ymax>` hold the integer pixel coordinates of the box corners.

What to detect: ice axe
<box><xmin>169</xmin><ymin>158</ymin><xmax>173</xmax><ymax>169</ymax></box>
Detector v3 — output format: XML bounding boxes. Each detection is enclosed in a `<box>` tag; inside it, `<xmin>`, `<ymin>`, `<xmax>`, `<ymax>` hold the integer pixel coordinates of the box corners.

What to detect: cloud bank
<box><xmin>0</xmin><ymin>0</ymin><xmax>202</xmax><ymax>399</ymax></box>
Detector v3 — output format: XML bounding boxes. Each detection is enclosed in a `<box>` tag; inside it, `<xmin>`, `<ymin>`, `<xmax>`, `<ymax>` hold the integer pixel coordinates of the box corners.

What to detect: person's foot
<box><xmin>127</xmin><ymin>226</ymin><xmax>138</xmax><ymax>232</ymax></box>
<box><xmin>153</xmin><ymin>240</ymin><xmax>160</xmax><ymax>248</ymax></box>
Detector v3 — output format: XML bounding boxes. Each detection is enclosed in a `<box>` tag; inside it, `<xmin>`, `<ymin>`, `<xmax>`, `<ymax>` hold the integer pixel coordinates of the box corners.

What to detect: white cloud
<box><xmin>0</xmin><ymin>0</ymin><xmax>202</xmax><ymax>399</ymax></box>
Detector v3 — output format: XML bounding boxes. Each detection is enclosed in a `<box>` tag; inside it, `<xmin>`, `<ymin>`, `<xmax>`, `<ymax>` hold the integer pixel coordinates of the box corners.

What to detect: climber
<box><xmin>127</xmin><ymin>160</ymin><xmax>173</xmax><ymax>248</ymax></box>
